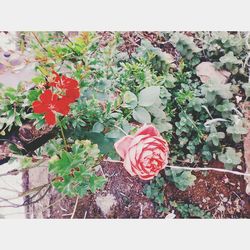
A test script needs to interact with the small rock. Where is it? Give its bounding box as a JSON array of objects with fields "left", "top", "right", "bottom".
[
  {"left": 217, "top": 205, "right": 226, "bottom": 212},
  {"left": 222, "top": 197, "right": 228, "bottom": 203},
  {"left": 96, "top": 193, "right": 117, "bottom": 216},
  {"left": 236, "top": 165, "right": 242, "bottom": 170}
]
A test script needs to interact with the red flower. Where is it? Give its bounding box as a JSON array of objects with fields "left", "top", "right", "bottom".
[
  {"left": 49, "top": 71, "right": 80, "bottom": 102},
  {"left": 32, "top": 90, "right": 70, "bottom": 125}
]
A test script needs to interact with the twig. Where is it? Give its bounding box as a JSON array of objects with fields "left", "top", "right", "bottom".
[
  {"left": 167, "top": 165, "right": 250, "bottom": 177},
  {"left": 103, "top": 160, "right": 250, "bottom": 177},
  {"left": 114, "top": 125, "right": 128, "bottom": 136},
  {"left": 0, "top": 158, "right": 47, "bottom": 178},
  {"left": 70, "top": 196, "right": 79, "bottom": 219},
  {"left": 1, "top": 195, "right": 66, "bottom": 217},
  {"left": 0, "top": 184, "right": 51, "bottom": 208},
  {"left": 31, "top": 32, "right": 48, "bottom": 52},
  {"left": 83, "top": 210, "right": 88, "bottom": 219},
  {"left": 139, "top": 203, "right": 144, "bottom": 219}
]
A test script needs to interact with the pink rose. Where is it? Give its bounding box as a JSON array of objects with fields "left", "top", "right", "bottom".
[{"left": 114, "top": 124, "right": 169, "bottom": 180}]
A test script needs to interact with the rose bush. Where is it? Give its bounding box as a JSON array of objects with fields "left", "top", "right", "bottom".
[{"left": 114, "top": 124, "right": 169, "bottom": 180}]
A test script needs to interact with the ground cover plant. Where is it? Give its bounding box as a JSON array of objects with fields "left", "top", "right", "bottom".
[{"left": 0, "top": 31, "right": 250, "bottom": 218}]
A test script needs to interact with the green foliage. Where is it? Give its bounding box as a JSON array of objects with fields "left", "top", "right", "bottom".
[
  {"left": 218, "top": 147, "right": 242, "bottom": 170},
  {"left": 144, "top": 176, "right": 168, "bottom": 213},
  {"left": 165, "top": 169, "right": 197, "bottom": 191},
  {"left": 226, "top": 118, "right": 248, "bottom": 143},
  {"left": 0, "top": 83, "right": 41, "bottom": 133},
  {"left": 170, "top": 201, "right": 212, "bottom": 218},
  {"left": 206, "top": 125, "right": 225, "bottom": 146},
  {"left": 1, "top": 31, "right": 248, "bottom": 202},
  {"left": 242, "top": 82, "right": 250, "bottom": 99},
  {"left": 217, "top": 52, "right": 242, "bottom": 74},
  {"left": 49, "top": 140, "right": 106, "bottom": 197},
  {"left": 203, "top": 32, "right": 244, "bottom": 58},
  {"left": 170, "top": 33, "right": 201, "bottom": 65}
]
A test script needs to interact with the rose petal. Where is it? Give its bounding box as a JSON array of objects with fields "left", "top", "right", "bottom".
[
  {"left": 123, "top": 154, "right": 136, "bottom": 176},
  {"left": 139, "top": 173, "right": 156, "bottom": 180},
  {"left": 114, "top": 135, "right": 134, "bottom": 159},
  {"left": 135, "top": 124, "right": 160, "bottom": 137}
]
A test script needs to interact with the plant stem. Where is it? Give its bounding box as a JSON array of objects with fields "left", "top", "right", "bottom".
[
  {"left": 58, "top": 121, "right": 68, "bottom": 149},
  {"left": 114, "top": 125, "right": 128, "bottom": 136}
]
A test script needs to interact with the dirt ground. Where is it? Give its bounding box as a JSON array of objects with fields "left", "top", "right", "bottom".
[
  {"left": 165, "top": 161, "right": 250, "bottom": 218},
  {"left": 24, "top": 160, "right": 249, "bottom": 219}
]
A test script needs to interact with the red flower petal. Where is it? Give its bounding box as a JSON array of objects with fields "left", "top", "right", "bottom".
[
  {"left": 32, "top": 100, "right": 48, "bottom": 114},
  {"left": 44, "top": 110, "right": 56, "bottom": 125},
  {"left": 55, "top": 96, "right": 71, "bottom": 115},
  {"left": 65, "top": 88, "right": 80, "bottom": 102},
  {"left": 40, "top": 89, "right": 53, "bottom": 104}
]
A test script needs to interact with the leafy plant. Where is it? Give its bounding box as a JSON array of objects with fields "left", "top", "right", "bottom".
[
  {"left": 144, "top": 176, "right": 168, "bottom": 213},
  {"left": 170, "top": 201, "right": 212, "bottom": 218},
  {"left": 49, "top": 140, "right": 106, "bottom": 197},
  {"left": 218, "top": 147, "right": 242, "bottom": 170},
  {"left": 226, "top": 117, "right": 248, "bottom": 143},
  {"left": 170, "top": 33, "right": 201, "bottom": 65},
  {"left": 165, "top": 169, "right": 197, "bottom": 191}
]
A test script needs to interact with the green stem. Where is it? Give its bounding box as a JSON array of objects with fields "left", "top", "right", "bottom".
[{"left": 59, "top": 121, "right": 68, "bottom": 149}]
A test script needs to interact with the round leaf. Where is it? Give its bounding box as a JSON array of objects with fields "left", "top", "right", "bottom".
[
  {"left": 132, "top": 107, "right": 151, "bottom": 124},
  {"left": 92, "top": 122, "right": 104, "bottom": 133},
  {"left": 138, "top": 86, "right": 160, "bottom": 107}
]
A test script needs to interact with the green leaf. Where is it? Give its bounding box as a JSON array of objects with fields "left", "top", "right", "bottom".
[
  {"left": 218, "top": 147, "right": 242, "bottom": 170},
  {"left": 153, "top": 118, "right": 172, "bottom": 133},
  {"left": 138, "top": 86, "right": 160, "bottom": 107},
  {"left": 132, "top": 107, "right": 151, "bottom": 124},
  {"left": 92, "top": 122, "right": 104, "bottom": 133},
  {"left": 242, "top": 83, "right": 250, "bottom": 99},
  {"left": 166, "top": 169, "right": 196, "bottom": 191},
  {"left": 123, "top": 91, "right": 138, "bottom": 109}
]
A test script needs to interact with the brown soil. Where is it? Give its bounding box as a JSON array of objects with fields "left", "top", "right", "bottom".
[
  {"left": 165, "top": 161, "right": 250, "bottom": 218},
  {"left": 40, "top": 161, "right": 249, "bottom": 219},
  {"left": 48, "top": 161, "right": 155, "bottom": 219}
]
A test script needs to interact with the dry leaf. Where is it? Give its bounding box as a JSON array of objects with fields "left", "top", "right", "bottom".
[{"left": 196, "top": 62, "right": 231, "bottom": 84}]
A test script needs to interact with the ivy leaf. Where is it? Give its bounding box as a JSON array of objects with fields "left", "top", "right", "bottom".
[
  {"left": 242, "top": 83, "right": 250, "bottom": 99},
  {"left": 165, "top": 169, "right": 196, "bottom": 191},
  {"left": 138, "top": 86, "right": 160, "bottom": 107},
  {"left": 226, "top": 119, "right": 248, "bottom": 143},
  {"left": 132, "top": 107, "right": 151, "bottom": 124},
  {"left": 153, "top": 118, "right": 172, "bottom": 133},
  {"left": 218, "top": 147, "right": 242, "bottom": 170}
]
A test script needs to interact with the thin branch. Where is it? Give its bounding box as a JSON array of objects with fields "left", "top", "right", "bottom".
[
  {"left": 114, "top": 125, "right": 128, "bottom": 136},
  {"left": 103, "top": 160, "right": 250, "bottom": 177},
  {"left": 0, "top": 158, "right": 47, "bottom": 178},
  {"left": 70, "top": 196, "right": 79, "bottom": 219},
  {"left": 31, "top": 32, "right": 48, "bottom": 52},
  {"left": 167, "top": 165, "right": 250, "bottom": 177},
  {"left": 0, "top": 184, "right": 51, "bottom": 208}
]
